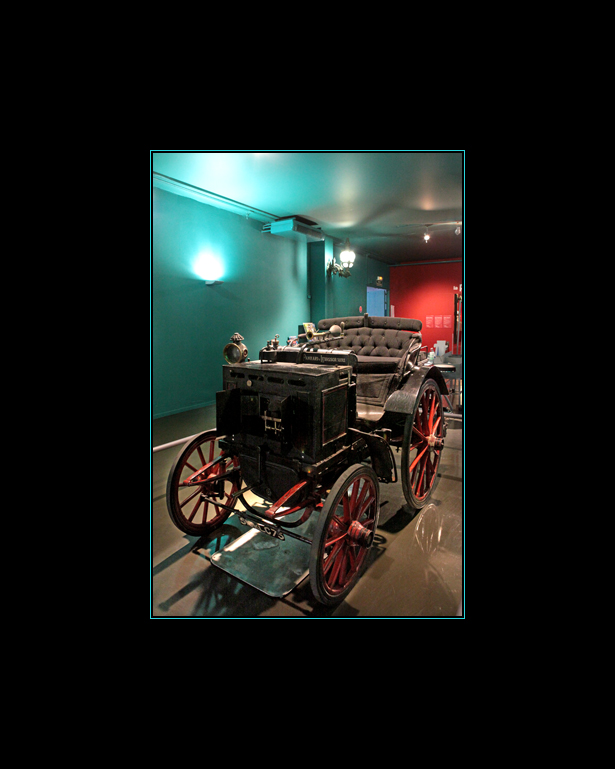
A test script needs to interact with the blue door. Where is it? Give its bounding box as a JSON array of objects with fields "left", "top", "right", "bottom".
[{"left": 366, "top": 287, "right": 386, "bottom": 316}]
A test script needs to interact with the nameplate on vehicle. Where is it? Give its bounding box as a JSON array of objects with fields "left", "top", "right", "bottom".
[
  {"left": 239, "top": 516, "right": 285, "bottom": 540},
  {"left": 302, "top": 352, "right": 353, "bottom": 365}
]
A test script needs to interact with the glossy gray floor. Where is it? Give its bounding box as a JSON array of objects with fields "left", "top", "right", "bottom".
[{"left": 151, "top": 405, "right": 463, "bottom": 617}]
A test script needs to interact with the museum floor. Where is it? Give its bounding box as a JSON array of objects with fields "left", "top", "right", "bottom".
[{"left": 151, "top": 404, "right": 463, "bottom": 618}]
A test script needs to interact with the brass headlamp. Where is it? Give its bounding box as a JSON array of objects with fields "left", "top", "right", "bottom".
[{"left": 223, "top": 332, "right": 248, "bottom": 365}]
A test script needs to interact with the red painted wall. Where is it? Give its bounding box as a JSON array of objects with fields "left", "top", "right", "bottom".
[{"left": 390, "top": 261, "right": 463, "bottom": 353}]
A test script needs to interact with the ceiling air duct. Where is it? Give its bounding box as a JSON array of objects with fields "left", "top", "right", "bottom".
[{"left": 262, "top": 215, "right": 324, "bottom": 242}]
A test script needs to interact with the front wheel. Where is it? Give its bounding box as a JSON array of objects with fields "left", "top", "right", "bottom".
[
  {"left": 309, "top": 464, "right": 380, "bottom": 606},
  {"left": 166, "top": 429, "right": 240, "bottom": 536},
  {"left": 401, "top": 379, "right": 444, "bottom": 509}
]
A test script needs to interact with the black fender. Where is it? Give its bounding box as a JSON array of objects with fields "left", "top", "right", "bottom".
[
  {"left": 384, "top": 365, "right": 448, "bottom": 416},
  {"left": 347, "top": 428, "right": 397, "bottom": 484}
]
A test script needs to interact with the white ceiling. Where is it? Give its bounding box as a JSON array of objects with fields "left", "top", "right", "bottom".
[{"left": 151, "top": 151, "right": 464, "bottom": 265}]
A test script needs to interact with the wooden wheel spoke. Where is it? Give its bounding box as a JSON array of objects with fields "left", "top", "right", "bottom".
[
  {"left": 187, "top": 495, "right": 204, "bottom": 523},
  {"left": 312, "top": 466, "right": 380, "bottom": 604},
  {"left": 409, "top": 444, "right": 429, "bottom": 473},
  {"left": 415, "top": 456, "right": 427, "bottom": 496},
  {"left": 197, "top": 445, "right": 206, "bottom": 467},
  {"left": 342, "top": 494, "right": 350, "bottom": 523},
  {"left": 332, "top": 546, "right": 348, "bottom": 587},
  {"left": 353, "top": 481, "right": 370, "bottom": 520},
  {"left": 356, "top": 489, "right": 375, "bottom": 520},
  {"left": 167, "top": 431, "right": 239, "bottom": 535},
  {"left": 179, "top": 486, "right": 201, "bottom": 508},
  {"left": 323, "top": 539, "right": 345, "bottom": 577},
  {"left": 325, "top": 531, "right": 348, "bottom": 548},
  {"left": 401, "top": 381, "right": 445, "bottom": 507}
]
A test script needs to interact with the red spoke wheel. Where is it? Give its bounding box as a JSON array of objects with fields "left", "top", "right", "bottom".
[
  {"left": 166, "top": 429, "right": 240, "bottom": 536},
  {"left": 310, "top": 464, "right": 380, "bottom": 606},
  {"left": 401, "top": 379, "right": 444, "bottom": 509}
]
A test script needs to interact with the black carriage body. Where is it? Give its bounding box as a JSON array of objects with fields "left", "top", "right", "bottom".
[
  {"left": 217, "top": 360, "right": 357, "bottom": 502},
  {"left": 166, "top": 316, "right": 451, "bottom": 605}
]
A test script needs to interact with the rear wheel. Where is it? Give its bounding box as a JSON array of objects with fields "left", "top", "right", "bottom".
[
  {"left": 310, "top": 464, "right": 380, "bottom": 605},
  {"left": 401, "top": 379, "right": 444, "bottom": 509},
  {"left": 166, "top": 429, "right": 240, "bottom": 536}
]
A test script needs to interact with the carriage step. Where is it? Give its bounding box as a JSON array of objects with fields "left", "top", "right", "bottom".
[{"left": 210, "top": 512, "right": 316, "bottom": 597}]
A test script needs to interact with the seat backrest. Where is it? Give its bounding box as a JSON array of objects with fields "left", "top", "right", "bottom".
[
  {"left": 366, "top": 316, "right": 422, "bottom": 333},
  {"left": 317, "top": 314, "right": 422, "bottom": 333},
  {"left": 316, "top": 314, "right": 422, "bottom": 359},
  {"left": 317, "top": 315, "right": 366, "bottom": 331}
]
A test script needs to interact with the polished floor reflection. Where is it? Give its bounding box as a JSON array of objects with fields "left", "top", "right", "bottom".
[{"left": 151, "top": 405, "right": 463, "bottom": 617}]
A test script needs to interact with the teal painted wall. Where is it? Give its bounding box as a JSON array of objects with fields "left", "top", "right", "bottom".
[
  {"left": 152, "top": 188, "right": 310, "bottom": 417},
  {"left": 308, "top": 241, "right": 390, "bottom": 321},
  {"left": 307, "top": 240, "right": 330, "bottom": 323},
  {"left": 152, "top": 187, "right": 390, "bottom": 418},
  {"left": 327, "top": 251, "right": 390, "bottom": 318}
]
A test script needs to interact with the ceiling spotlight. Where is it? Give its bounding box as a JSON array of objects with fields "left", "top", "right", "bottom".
[{"left": 424, "top": 228, "right": 431, "bottom": 243}]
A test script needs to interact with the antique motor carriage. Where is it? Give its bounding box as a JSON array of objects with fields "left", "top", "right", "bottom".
[{"left": 166, "top": 314, "right": 449, "bottom": 606}]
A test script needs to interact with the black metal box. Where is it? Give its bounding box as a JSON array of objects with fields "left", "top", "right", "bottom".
[{"left": 217, "top": 361, "right": 354, "bottom": 468}]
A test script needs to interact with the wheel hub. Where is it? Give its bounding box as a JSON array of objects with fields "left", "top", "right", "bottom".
[
  {"left": 427, "top": 434, "right": 444, "bottom": 449},
  {"left": 347, "top": 520, "right": 374, "bottom": 547}
]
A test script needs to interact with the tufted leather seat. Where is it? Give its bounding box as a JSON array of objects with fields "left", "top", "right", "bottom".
[
  {"left": 312, "top": 314, "right": 422, "bottom": 415},
  {"left": 316, "top": 315, "right": 422, "bottom": 374}
]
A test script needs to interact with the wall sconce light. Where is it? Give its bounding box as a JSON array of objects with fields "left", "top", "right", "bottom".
[
  {"left": 327, "top": 239, "right": 356, "bottom": 278},
  {"left": 194, "top": 252, "right": 224, "bottom": 284}
]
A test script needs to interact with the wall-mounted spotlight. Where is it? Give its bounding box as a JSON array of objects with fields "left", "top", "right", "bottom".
[
  {"left": 327, "top": 238, "right": 356, "bottom": 278},
  {"left": 194, "top": 252, "right": 224, "bottom": 284},
  {"left": 423, "top": 227, "right": 431, "bottom": 243}
]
